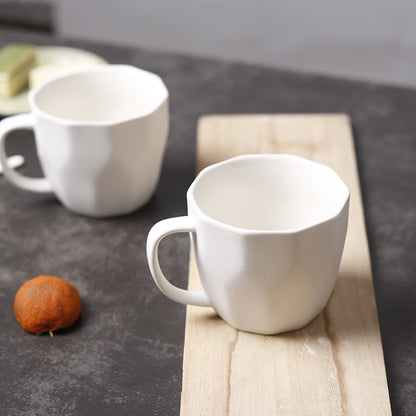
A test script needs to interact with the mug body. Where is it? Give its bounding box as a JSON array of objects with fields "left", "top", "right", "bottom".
[
  {"left": 29, "top": 65, "right": 169, "bottom": 217},
  {"left": 187, "top": 154, "right": 349, "bottom": 334}
]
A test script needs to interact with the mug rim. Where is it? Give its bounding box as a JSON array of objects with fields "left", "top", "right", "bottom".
[
  {"left": 28, "top": 64, "right": 169, "bottom": 126},
  {"left": 187, "top": 154, "right": 350, "bottom": 235}
]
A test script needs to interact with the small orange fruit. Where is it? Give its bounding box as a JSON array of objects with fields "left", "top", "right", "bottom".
[{"left": 14, "top": 275, "right": 82, "bottom": 336}]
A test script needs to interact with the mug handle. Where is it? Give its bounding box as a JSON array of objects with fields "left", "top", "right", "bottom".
[
  {"left": 147, "top": 216, "right": 212, "bottom": 307},
  {"left": 0, "top": 113, "right": 53, "bottom": 193}
]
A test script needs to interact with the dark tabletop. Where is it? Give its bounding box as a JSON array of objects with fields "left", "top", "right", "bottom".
[{"left": 0, "top": 27, "right": 414, "bottom": 416}]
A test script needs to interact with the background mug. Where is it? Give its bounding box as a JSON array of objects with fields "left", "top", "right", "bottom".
[
  {"left": 147, "top": 154, "right": 350, "bottom": 335},
  {"left": 0, "top": 64, "right": 169, "bottom": 217}
]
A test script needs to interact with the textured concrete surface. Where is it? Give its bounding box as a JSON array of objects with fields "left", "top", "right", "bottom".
[
  {"left": 0, "top": 2, "right": 52, "bottom": 32},
  {"left": 0, "top": 27, "right": 414, "bottom": 415}
]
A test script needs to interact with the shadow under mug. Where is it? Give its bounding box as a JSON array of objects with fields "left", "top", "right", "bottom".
[
  {"left": 147, "top": 154, "right": 350, "bottom": 335},
  {"left": 0, "top": 64, "right": 169, "bottom": 217}
]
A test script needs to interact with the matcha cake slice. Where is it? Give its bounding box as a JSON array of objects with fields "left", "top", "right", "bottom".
[{"left": 0, "top": 44, "right": 35, "bottom": 97}]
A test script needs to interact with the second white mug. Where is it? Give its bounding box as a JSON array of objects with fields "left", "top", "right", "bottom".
[{"left": 0, "top": 64, "right": 169, "bottom": 217}]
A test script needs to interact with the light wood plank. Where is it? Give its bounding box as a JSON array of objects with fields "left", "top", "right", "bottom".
[{"left": 181, "top": 114, "right": 391, "bottom": 415}]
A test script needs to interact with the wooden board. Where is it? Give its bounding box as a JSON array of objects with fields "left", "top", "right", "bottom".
[{"left": 180, "top": 114, "right": 391, "bottom": 415}]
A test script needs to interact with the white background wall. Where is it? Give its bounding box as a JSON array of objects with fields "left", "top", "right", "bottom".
[{"left": 56, "top": 0, "right": 416, "bottom": 87}]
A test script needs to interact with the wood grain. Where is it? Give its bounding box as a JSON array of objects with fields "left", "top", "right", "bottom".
[{"left": 180, "top": 114, "right": 391, "bottom": 415}]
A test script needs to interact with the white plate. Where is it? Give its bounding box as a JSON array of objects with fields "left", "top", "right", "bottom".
[{"left": 0, "top": 46, "right": 107, "bottom": 115}]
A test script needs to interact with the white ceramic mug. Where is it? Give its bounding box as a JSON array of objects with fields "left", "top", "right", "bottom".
[
  {"left": 0, "top": 65, "right": 169, "bottom": 217},
  {"left": 147, "top": 154, "right": 350, "bottom": 334}
]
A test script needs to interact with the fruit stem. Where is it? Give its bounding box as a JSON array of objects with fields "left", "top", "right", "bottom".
[{"left": 49, "top": 331, "right": 54, "bottom": 338}]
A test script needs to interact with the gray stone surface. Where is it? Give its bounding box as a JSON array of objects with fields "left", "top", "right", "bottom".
[
  {"left": 0, "top": 2, "right": 52, "bottom": 32},
  {"left": 0, "top": 27, "right": 414, "bottom": 415}
]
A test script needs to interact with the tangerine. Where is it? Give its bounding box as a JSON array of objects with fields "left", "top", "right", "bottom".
[{"left": 14, "top": 275, "right": 82, "bottom": 336}]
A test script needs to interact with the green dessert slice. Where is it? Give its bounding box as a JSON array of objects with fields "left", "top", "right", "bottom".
[{"left": 0, "top": 44, "right": 35, "bottom": 96}]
